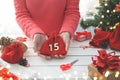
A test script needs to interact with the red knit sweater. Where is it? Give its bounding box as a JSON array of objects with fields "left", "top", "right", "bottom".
[{"left": 14, "top": 0, "right": 80, "bottom": 39}]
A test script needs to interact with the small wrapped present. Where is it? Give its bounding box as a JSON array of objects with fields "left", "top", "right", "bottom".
[
  {"left": 88, "top": 50, "right": 120, "bottom": 80},
  {"left": 74, "top": 30, "right": 92, "bottom": 42},
  {"left": 0, "top": 64, "right": 20, "bottom": 80}
]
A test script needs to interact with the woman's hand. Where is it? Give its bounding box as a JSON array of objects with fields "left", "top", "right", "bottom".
[
  {"left": 53, "top": 32, "right": 70, "bottom": 58},
  {"left": 33, "top": 33, "right": 52, "bottom": 59},
  {"left": 60, "top": 32, "right": 70, "bottom": 51}
]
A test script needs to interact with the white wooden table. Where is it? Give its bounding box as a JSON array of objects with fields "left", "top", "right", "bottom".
[{"left": 1, "top": 36, "right": 119, "bottom": 80}]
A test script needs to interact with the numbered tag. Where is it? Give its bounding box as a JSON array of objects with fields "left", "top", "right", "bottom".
[{"left": 49, "top": 43, "right": 59, "bottom": 51}]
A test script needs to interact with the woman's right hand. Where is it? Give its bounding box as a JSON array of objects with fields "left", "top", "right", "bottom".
[{"left": 33, "top": 33, "right": 52, "bottom": 59}]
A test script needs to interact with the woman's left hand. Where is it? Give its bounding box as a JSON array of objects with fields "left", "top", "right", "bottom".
[{"left": 53, "top": 32, "right": 70, "bottom": 58}]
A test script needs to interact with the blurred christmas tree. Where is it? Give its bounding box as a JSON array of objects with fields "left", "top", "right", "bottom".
[{"left": 80, "top": 0, "right": 120, "bottom": 31}]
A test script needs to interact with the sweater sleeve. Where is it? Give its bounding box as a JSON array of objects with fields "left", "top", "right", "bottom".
[
  {"left": 60, "top": 0, "right": 80, "bottom": 37},
  {"left": 14, "top": 0, "right": 44, "bottom": 39}
]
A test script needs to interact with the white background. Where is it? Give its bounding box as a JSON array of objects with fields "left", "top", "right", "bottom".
[{"left": 0, "top": 0, "right": 99, "bottom": 36}]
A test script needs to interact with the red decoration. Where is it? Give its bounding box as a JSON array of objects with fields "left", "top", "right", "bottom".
[
  {"left": 1, "top": 42, "right": 23, "bottom": 64},
  {"left": 89, "top": 30, "right": 111, "bottom": 48},
  {"left": 74, "top": 30, "right": 92, "bottom": 42},
  {"left": 92, "top": 49, "right": 120, "bottom": 74},
  {"left": 80, "top": 45, "right": 93, "bottom": 50},
  {"left": 109, "top": 23, "right": 120, "bottom": 51},
  {"left": 0, "top": 65, "right": 20, "bottom": 80},
  {"left": 115, "top": 3, "right": 120, "bottom": 12},
  {"left": 60, "top": 64, "right": 71, "bottom": 71},
  {"left": 60, "top": 59, "right": 79, "bottom": 71},
  {"left": 94, "top": 26, "right": 102, "bottom": 33},
  {"left": 40, "top": 34, "right": 67, "bottom": 56},
  {"left": 16, "top": 37, "right": 27, "bottom": 42}
]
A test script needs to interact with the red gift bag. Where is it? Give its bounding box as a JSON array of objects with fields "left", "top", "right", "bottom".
[
  {"left": 109, "top": 24, "right": 120, "bottom": 51},
  {"left": 89, "top": 30, "right": 111, "bottom": 48},
  {"left": 1, "top": 42, "right": 23, "bottom": 64},
  {"left": 40, "top": 34, "right": 67, "bottom": 56}
]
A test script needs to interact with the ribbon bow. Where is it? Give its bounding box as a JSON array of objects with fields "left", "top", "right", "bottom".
[
  {"left": 92, "top": 49, "right": 120, "bottom": 74},
  {"left": 76, "top": 31, "right": 91, "bottom": 39},
  {"left": 74, "top": 30, "right": 91, "bottom": 42}
]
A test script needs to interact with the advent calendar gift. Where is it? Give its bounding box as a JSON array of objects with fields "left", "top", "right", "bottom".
[
  {"left": 40, "top": 33, "right": 67, "bottom": 56},
  {"left": 88, "top": 50, "right": 120, "bottom": 80},
  {"left": 0, "top": 37, "right": 29, "bottom": 66}
]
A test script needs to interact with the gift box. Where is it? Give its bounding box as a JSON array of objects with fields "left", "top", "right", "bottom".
[
  {"left": 74, "top": 30, "right": 92, "bottom": 42},
  {"left": 88, "top": 64, "right": 120, "bottom": 80},
  {"left": 88, "top": 50, "right": 120, "bottom": 80}
]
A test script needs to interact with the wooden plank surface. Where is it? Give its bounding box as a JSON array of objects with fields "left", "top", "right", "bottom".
[{"left": 0, "top": 37, "right": 120, "bottom": 80}]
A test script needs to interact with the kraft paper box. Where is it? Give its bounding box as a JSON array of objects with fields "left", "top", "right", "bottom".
[{"left": 88, "top": 64, "right": 120, "bottom": 80}]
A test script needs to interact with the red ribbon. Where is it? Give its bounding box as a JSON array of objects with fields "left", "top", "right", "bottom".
[
  {"left": 16, "top": 37, "right": 27, "bottom": 42},
  {"left": 92, "top": 49, "right": 120, "bottom": 74}
]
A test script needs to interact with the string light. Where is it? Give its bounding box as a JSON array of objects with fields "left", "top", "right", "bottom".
[
  {"left": 113, "top": 26, "right": 116, "bottom": 29},
  {"left": 73, "top": 70, "right": 78, "bottom": 75},
  {"left": 104, "top": 71, "right": 110, "bottom": 77},
  {"left": 105, "top": 3, "right": 108, "bottom": 6},
  {"left": 7, "top": 71, "right": 10, "bottom": 75},
  {"left": 113, "top": 9, "right": 116, "bottom": 13},
  {"left": 110, "top": 27, "right": 113, "bottom": 30},
  {"left": 99, "top": 21, "right": 103, "bottom": 24},
  {"left": 101, "top": 15, "right": 104, "bottom": 18},
  {"left": 115, "top": 71, "right": 120, "bottom": 78},
  {"left": 9, "top": 77, "right": 13, "bottom": 80},
  {"left": 17, "top": 72, "right": 21, "bottom": 76},
  {"left": 106, "top": 22, "right": 110, "bottom": 25},
  {"left": 33, "top": 77, "right": 37, "bottom": 80},
  {"left": 93, "top": 13, "right": 96, "bottom": 16},
  {"left": 65, "top": 76, "right": 70, "bottom": 80},
  {"left": 106, "top": 10, "right": 110, "bottom": 13},
  {"left": 93, "top": 77, "right": 97, "bottom": 80}
]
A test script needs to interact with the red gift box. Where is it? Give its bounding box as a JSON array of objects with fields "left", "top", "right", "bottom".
[
  {"left": 74, "top": 30, "right": 92, "bottom": 42},
  {"left": 88, "top": 50, "right": 120, "bottom": 80},
  {"left": 40, "top": 35, "right": 67, "bottom": 56}
]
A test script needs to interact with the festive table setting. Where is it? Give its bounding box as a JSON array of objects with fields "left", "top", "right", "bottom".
[{"left": 0, "top": 26, "right": 120, "bottom": 80}]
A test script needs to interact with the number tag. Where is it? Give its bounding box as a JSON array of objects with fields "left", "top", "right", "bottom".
[{"left": 49, "top": 43, "right": 59, "bottom": 51}]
